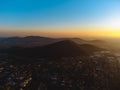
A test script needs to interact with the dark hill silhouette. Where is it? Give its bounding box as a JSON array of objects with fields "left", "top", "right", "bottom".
[
  {"left": 8, "top": 40, "right": 102, "bottom": 58},
  {"left": 0, "top": 36, "right": 89, "bottom": 48},
  {"left": 79, "top": 44, "right": 103, "bottom": 53},
  {"left": 0, "top": 36, "right": 60, "bottom": 47},
  {"left": 60, "top": 38, "right": 87, "bottom": 44}
]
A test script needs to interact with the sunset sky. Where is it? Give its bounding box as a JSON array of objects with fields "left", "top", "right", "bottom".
[{"left": 0, "top": 0, "right": 120, "bottom": 38}]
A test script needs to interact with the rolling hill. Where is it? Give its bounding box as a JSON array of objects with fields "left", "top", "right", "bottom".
[
  {"left": 7, "top": 40, "right": 102, "bottom": 58},
  {"left": 0, "top": 36, "right": 60, "bottom": 47}
]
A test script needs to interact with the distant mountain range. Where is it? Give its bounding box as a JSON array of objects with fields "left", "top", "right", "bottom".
[
  {"left": 0, "top": 36, "right": 106, "bottom": 58},
  {"left": 0, "top": 36, "right": 106, "bottom": 48},
  {"left": 5, "top": 39, "right": 103, "bottom": 58},
  {"left": 0, "top": 36, "right": 60, "bottom": 47}
]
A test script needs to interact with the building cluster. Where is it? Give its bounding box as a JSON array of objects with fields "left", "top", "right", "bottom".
[
  {"left": 0, "top": 62, "right": 32, "bottom": 90},
  {"left": 0, "top": 50, "right": 120, "bottom": 90}
]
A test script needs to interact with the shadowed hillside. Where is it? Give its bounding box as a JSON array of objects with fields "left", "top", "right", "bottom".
[
  {"left": 0, "top": 36, "right": 60, "bottom": 47},
  {"left": 6, "top": 40, "right": 103, "bottom": 58}
]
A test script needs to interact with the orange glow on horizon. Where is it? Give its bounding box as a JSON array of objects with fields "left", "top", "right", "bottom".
[{"left": 0, "top": 28, "right": 120, "bottom": 38}]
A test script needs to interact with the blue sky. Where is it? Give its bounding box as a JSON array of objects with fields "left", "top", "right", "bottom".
[{"left": 0, "top": 0, "right": 120, "bottom": 31}]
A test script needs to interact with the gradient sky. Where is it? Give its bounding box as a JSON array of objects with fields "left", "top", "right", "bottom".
[{"left": 0, "top": 0, "right": 120, "bottom": 38}]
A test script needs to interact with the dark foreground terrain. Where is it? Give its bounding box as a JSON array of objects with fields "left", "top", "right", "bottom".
[{"left": 0, "top": 37, "right": 120, "bottom": 90}]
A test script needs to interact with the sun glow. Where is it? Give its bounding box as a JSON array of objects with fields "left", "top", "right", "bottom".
[
  {"left": 99, "top": 10, "right": 120, "bottom": 30},
  {"left": 104, "top": 16, "right": 120, "bottom": 29}
]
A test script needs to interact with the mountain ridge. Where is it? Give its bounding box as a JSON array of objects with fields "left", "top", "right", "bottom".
[{"left": 6, "top": 40, "right": 103, "bottom": 58}]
